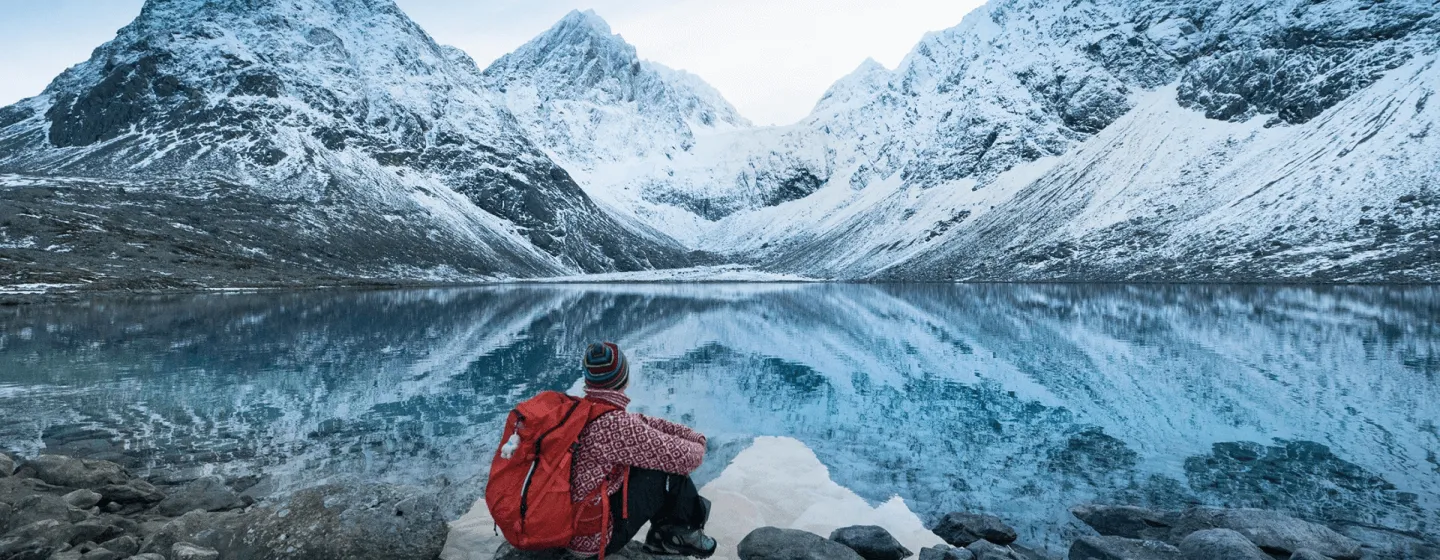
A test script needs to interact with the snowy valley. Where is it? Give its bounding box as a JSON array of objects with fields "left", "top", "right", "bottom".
[{"left": 1, "top": 0, "right": 1438, "bottom": 288}]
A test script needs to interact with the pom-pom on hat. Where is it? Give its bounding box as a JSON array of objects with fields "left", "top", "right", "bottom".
[{"left": 583, "top": 342, "right": 629, "bottom": 390}]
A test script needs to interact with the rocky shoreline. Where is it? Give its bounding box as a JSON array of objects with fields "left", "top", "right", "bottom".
[{"left": 2, "top": 449, "right": 1436, "bottom": 560}]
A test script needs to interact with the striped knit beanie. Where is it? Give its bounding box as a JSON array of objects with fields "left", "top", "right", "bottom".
[{"left": 583, "top": 342, "right": 629, "bottom": 390}]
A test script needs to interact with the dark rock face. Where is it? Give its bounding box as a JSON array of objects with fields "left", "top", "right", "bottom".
[
  {"left": 828, "top": 525, "right": 913, "bottom": 560},
  {"left": 737, "top": 527, "right": 865, "bottom": 560},
  {"left": 931, "top": 513, "right": 1018, "bottom": 547},
  {"left": 1177, "top": 528, "right": 1270, "bottom": 560},
  {"left": 154, "top": 476, "right": 246, "bottom": 516},
  {"left": 1068, "top": 536, "right": 1181, "bottom": 560},
  {"left": 97, "top": 480, "right": 165, "bottom": 505},
  {"left": 1071, "top": 504, "right": 1175, "bottom": 541},
  {"left": 141, "top": 483, "right": 447, "bottom": 560},
  {"left": 19, "top": 455, "right": 128, "bottom": 489}
]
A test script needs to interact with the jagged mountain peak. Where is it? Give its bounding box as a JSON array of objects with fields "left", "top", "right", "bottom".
[
  {"left": 811, "top": 57, "right": 893, "bottom": 118},
  {"left": 481, "top": 9, "right": 749, "bottom": 168}
]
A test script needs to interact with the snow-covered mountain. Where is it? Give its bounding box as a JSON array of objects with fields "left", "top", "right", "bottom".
[
  {"left": 1, "top": 0, "right": 1435, "bottom": 286},
  {"left": 0, "top": 0, "right": 695, "bottom": 289},
  {"left": 494, "top": 1, "right": 1438, "bottom": 281}
]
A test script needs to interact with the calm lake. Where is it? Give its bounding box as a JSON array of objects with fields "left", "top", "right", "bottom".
[{"left": 1, "top": 284, "right": 1437, "bottom": 551}]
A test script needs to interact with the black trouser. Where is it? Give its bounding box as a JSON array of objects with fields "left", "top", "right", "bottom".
[{"left": 604, "top": 468, "right": 711, "bottom": 555}]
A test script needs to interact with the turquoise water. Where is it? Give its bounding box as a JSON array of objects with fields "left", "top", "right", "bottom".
[{"left": 1, "top": 284, "right": 1437, "bottom": 549}]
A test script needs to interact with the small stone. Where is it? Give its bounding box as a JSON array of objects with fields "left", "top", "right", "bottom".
[
  {"left": 102, "top": 502, "right": 122, "bottom": 513},
  {"left": 738, "top": 527, "right": 865, "bottom": 560},
  {"left": 64, "top": 489, "right": 103, "bottom": 509},
  {"left": 919, "top": 545, "right": 975, "bottom": 560},
  {"left": 0, "top": 452, "right": 15, "bottom": 477},
  {"left": 830, "top": 525, "right": 913, "bottom": 560},
  {"left": 172, "top": 542, "right": 221, "bottom": 560},
  {"left": 1179, "top": 529, "right": 1270, "bottom": 560},
  {"left": 1069, "top": 536, "right": 1181, "bottom": 560},
  {"left": 1290, "top": 550, "right": 1331, "bottom": 560},
  {"left": 20, "top": 455, "right": 128, "bottom": 488},
  {"left": 933, "top": 513, "right": 1018, "bottom": 546}
]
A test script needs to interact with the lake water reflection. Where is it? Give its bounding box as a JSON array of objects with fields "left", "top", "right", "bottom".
[{"left": 1, "top": 284, "right": 1437, "bottom": 552}]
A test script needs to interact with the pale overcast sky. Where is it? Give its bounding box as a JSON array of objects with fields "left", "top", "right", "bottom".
[{"left": 0, "top": 0, "right": 984, "bottom": 126}]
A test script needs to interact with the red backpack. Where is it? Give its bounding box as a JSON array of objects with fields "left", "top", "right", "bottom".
[{"left": 486, "top": 391, "right": 618, "bottom": 550}]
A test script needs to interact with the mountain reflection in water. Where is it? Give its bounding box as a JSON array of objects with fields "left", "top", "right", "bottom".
[{"left": 1, "top": 284, "right": 1436, "bottom": 551}]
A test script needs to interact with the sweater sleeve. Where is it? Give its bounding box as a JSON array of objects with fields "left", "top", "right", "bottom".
[
  {"left": 639, "top": 415, "right": 707, "bottom": 445},
  {"left": 593, "top": 413, "right": 706, "bottom": 475}
]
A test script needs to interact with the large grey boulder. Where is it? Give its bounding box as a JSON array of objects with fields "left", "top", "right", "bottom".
[
  {"left": 1172, "top": 509, "right": 1362, "bottom": 559},
  {"left": 63, "top": 488, "right": 103, "bottom": 509},
  {"left": 963, "top": 540, "right": 1036, "bottom": 560},
  {"left": 18, "top": 455, "right": 128, "bottom": 488},
  {"left": 932, "top": 513, "right": 1018, "bottom": 547},
  {"left": 1178, "top": 529, "right": 1270, "bottom": 560},
  {"left": 918, "top": 546, "right": 974, "bottom": 560},
  {"left": 143, "top": 483, "right": 447, "bottom": 560},
  {"left": 1289, "top": 550, "right": 1331, "bottom": 560},
  {"left": 100, "top": 534, "right": 140, "bottom": 556},
  {"left": 0, "top": 519, "right": 78, "bottom": 560},
  {"left": 1, "top": 491, "right": 87, "bottom": 533},
  {"left": 738, "top": 527, "right": 865, "bottom": 560},
  {"left": 155, "top": 476, "right": 247, "bottom": 516},
  {"left": 829, "top": 525, "right": 913, "bottom": 560},
  {"left": 1069, "top": 536, "right": 1181, "bottom": 560},
  {"left": 1071, "top": 504, "right": 1175, "bottom": 541},
  {"left": 97, "top": 479, "right": 165, "bottom": 504},
  {"left": 0, "top": 453, "right": 14, "bottom": 477}
]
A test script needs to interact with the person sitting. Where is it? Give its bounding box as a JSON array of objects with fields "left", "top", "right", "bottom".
[{"left": 568, "top": 342, "right": 718, "bottom": 558}]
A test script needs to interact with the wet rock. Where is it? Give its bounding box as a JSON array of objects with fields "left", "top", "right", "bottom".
[
  {"left": 1071, "top": 504, "right": 1174, "bottom": 541},
  {"left": 1332, "top": 523, "right": 1440, "bottom": 560},
  {"left": 918, "top": 545, "right": 974, "bottom": 560},
  {"left": 2, "top": 491, "right": 86, "bottom": 532},
  {"left": 143, "top": 483, "right": 446, "bottom": 560},
  {"left": 1179, "top": 529, "right": 1269, "bottom": 560},
  {"left": 69, "top": 519, "right": 124, "bottom": 546},
  {"left": 64, "top": 489, "right": 103, "bottom": 509},
  {"left": 1172, "top": 509, "right": 1362, "bottom": 559},
  {"left": 1289, "top": 549, "right": 1330, "bottom": 560},
  {"left": 97, "top": 480, "right": 165, "bottom": 504},
  {"left": 932, "top": 513, "right": 1017, "bottom": 547},
  {"left": 19, "top": 455, "right": 128, "bottom": 488},
  {"left": 100, "top": 534, "right": 140, "bottom": 556},
  {"left": 0, "top": 519, "right": 78, "bottom": 560},
  {"left": 79, "top": 548, "right": 126, "bottom": 560},
  {"left": 1069, "top": 536, "right": 1180, "bottom": 560},
  {"left": 155, "top": 476, "right": 246, "bottom": 516},
  {"left": 174, "top": 542, "right": 222, "bottom": 560},
  {"left": 737, "top": 527, "right": 865, "bottom": 560},
  {"left": 963, "top": 540, "right": 1030, "bottom": 560},
  {"left": 829, "top": 525, "right": 913, "bottom": 560},
  {"left": 0, "top": 453, "right": 14, "bottom": 477}
]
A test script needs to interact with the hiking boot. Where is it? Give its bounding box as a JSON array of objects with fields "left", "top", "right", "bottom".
[{"left": 643, "top": 525, "right": 717, "bottom": 558}]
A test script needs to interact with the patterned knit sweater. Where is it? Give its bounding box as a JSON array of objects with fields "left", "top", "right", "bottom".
[{"left": 568, "top": 389, "right": 707, "bottom": 556}]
